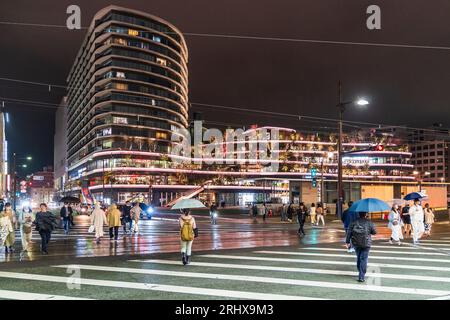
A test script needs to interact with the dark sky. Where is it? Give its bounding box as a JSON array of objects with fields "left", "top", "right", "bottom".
[{"left": 1, "top": 0, "right": 450, "bottom": 175}]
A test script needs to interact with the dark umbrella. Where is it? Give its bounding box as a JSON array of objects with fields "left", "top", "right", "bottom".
[
  {"left": 59, "top": 196, "right": 81, "bottom": 203},
  {"left": 404, "top": 192, "right": 428, "bottom": 201}
]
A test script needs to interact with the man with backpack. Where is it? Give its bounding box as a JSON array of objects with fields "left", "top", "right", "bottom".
[
  {"left": 34, "top": 203, "right": 58, "bottom": 255},
  {"left": 342, "top": 201, "right": 356, "bottom": 253},
  {"left": 345, "top": 212, "right": 377, "bottom": 282}
]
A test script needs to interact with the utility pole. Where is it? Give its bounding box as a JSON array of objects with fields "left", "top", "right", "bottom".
[
  {"left": 337, "top": 81, "right": 345, "bottom": 220},
  {"left": 12, "top": 152, "right": 16, "bottom": 211}
]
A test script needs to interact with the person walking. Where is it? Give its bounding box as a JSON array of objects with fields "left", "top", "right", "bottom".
[
  {"left": 0, "top": 208, "right": 14, "bottom": 254},
  {"left": 297, "top": 202, "right": 308, "bottom": 236},
  {"left": 130, "top": 202, "right": 142, "bottom": 234},
  {"left": 68, "top": 204, "right": 75, "bottom": 227},
  {"left": 59, "top": 202, "right": 72, "bottom": 234},
  {"left": 90, "top": 203, "right": 107, "bottom": 243},
  {"left": 309, "top": 203, "right": 316, "bottom": 225},
  {"left": 409, "top": 199, "right": 425, "bottom": 244},
  {"left": 388, "top": 205, "right": 403, "bottom": 245},
  {"left": 18, "top": 206, "right": 35, "bottom": 252},
  {"left": 424, "top": 203, "right": 435, "bottom": 237},
  {"left": 401, "top": 203, "right": 412, "bottom": 237},
  {"left": 280, "top": 203, "right": 287, "bottom": 222},
  {"left": 34, "top": 203, "right": 58, "bottom": 255},
  {"left": 108, "top": 204, "right": 122, "bottom": 241},
  {"left": 346, "top": 212, "right": 377, "bottom": 282},
  {"left": 262, "top": 203, "right": 268, "bottom": 222},
  {"left": 287, "top": 203, "right": 294, "bottom": 222},
  {"left": 1, "top": 203, "right": 16, "bottom": 253},
  {"left": 252, "top": 203, "right": 258, "bottom": 222},
  {"left": 316, "top": 203, "right": 325, "bottom": 226},
  {"left": 121, "top": 201, "right": 132, "bottom": 234},
  {"left": 342, "top": 201, "right": 356, "bottom": 253},
  {"left": 179, "top": 209, "right": 197, "bottom": 265}
]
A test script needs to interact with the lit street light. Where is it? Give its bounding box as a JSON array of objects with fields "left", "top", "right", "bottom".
[{"left": 336, "top": 82, "right": 370, "bottom": 219}]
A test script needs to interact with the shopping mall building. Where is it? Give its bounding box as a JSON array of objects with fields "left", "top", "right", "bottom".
[{"left": 63, "top": 6, "right": 448, "bottom": 209}]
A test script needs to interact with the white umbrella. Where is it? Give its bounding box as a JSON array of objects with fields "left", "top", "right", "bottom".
[{"left": 171, "top": 198, "right": 206, "bottom": 210}]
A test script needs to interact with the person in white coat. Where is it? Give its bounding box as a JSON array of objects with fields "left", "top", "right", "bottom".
[
  {"left": 90, "top": 203, "right": 108, "bottom": 243},
  {"left": 130, "top": 203, "right": 142, "bottom": 234},
  {"left": 409, "top": 199, "right": 425, "bottom": 244},
  {"left": 0, "top": 211, "right": 14, "bottom": 254},
  {"left": 388, "top": 205, "right": 403, "bottom": 245},
  {"left": 18, "top": 207, "right": 35, "bottom": 252}
]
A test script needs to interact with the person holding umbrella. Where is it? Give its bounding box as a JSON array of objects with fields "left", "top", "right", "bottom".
[{"left": 172, "top": 199, "right": 202, "bottom": 265}]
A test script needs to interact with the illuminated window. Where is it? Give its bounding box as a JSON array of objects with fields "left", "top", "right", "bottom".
[
  {"left": 102, "top": 128, "right": 112, "bottom": 136},
  {"left": 115, "top": 38, "right": 127, "bottom": 46},
  {"left": 116, "top": 72, "right": 126, "bottom": 78},
  {"left": 113, "top": 117, "right": 128, "bottom": 124},
  {"left": 152, "top": 35, "right": 161, "bottom": 42},
  {"left": 128, "top": 29, "right": 139, "bottom": 36},
  {"left": 156, "top": 57, "right": 167, "bottom": 66},
  {"left": 115, "top": 83, "right": 128, "bottom": 90},
  {"left": 103, "top": 140, "right": 113, "bottom": 148},
  {"left": 156, "top": 132, "right": 168, "bottom": 139}
]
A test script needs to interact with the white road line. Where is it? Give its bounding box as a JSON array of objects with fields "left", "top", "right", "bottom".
[
  {"left": 130, "top": 259, "right": 450, "bottom": 283},
  {"left": 0, "top": 289, "right": 92, "bottom": 300},
  {"left": 0, "top": 271, "right": 319, "bottom": 300},
  {"left": 53, "top": 264, "right": 449, "bottom": 297},
  {"left": 428, "top": 295, "right": 450, "bottom": 300},
  {"left": 255, "top": 251, "right": 450, "bottom": 264},
  {"left": 304, "top": 247, "right": 446, "bottom": 256},
  {"left": 200, "top": 254, "right": 450, "bottom": 272},
  {"left": 371, "top": 245, "right": 419, "bottom": 250},
  {"left": 420, "top": 240, "right": 450, "bottom": 243},
  {"left": 410, "top": 243, "right": 450, "bottom": 248}
]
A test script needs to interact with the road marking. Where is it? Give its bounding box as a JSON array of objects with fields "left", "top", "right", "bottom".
[
  {"left": 130, "top": 259, "right": 450, "bottom": 283},
  {"left": 254, "top": 250, "right": 450, "bottom": 263},
  {"left": 370, "top": 245, "right": 419, "bottom": 250},
  {"left": 255, "top": 251, "right": 450, "bottom": 263},
  {"left": 420, "top": 240, "right": 450, "bottom": 243},
  {"left": 428, "top": 295, "right": 450, "bottom": 300},
  {"left": 53, "top": 264, "right": 449, "bottom": 297},
  {"left": 201, "top": 254, "right": 450, "bottom": 272},
  {"left": 0, "top": 289, "right": 92, "bottom": 300},
  {"left": 0, "top": 271, "right": 319, "bottom": 300},
  {"left": 304, "top": 247, "right": 446, "bottom": 256}
]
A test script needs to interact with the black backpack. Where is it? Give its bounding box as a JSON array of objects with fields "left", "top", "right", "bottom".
[{"left": 351, "top": 221, "right": 370, "bottom": 248}]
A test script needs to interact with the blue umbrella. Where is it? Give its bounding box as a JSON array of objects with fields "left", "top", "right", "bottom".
[
  {"left": 404, "top": 192, "right": 428, "bottom": 201},
  {"left": 348, "top": 198, "right": 390, "bottom": 213}
]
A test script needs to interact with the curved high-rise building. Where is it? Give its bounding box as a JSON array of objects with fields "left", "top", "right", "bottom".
[{"left": 66, "top": 6, "right": 188, "bottom": 204}]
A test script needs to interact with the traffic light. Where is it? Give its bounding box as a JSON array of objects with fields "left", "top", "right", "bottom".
[
  {"left": 312, "top": 178, "right": 317, "bottom": 188},
  {"left": 311, "top": 168, "right": 317, "bottom": 178},
  {"left": 371, "top": 144, "right": 384, "bottom": 151}
]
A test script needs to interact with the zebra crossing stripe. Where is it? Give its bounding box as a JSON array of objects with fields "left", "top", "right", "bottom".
[
  {"left": 0, "top": 271, "right": 320, "bottom": 300},
  {"left": 130, "top": 259, "right": 450, "bottom": 283},
  {"left": 53, "top": 264, "right": 450, "bottom": 297},
  {"left": 255, "top": 251, "right": 450, "bottom": 263},
  {"left": 0, "top": 289, "right": 92, "bottom": 300},
  {"left": 304, "top": 247, "right": 447, "bottom": 256},
  {"left": 370, "top": 245, "right": 419, "bottom": 250},
  {"left": 201, "top": 254, "right": 450, "bottom": 272},
  {"left": 420, "top": 240, "right": 450, "bottom": 243}
]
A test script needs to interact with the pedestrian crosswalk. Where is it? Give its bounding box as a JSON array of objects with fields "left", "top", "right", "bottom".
[{"left": 1, "top": 238, "right": 450, "bottom": 300}]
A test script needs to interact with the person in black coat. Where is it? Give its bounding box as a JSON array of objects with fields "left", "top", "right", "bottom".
[
  {"left": 35, "top": 203, "right": 58, "bottom": 255},
  {"left": 297, "top": 202, "right": 308, "bottom": 236},
  {"left": 346, "top": 212, "right": 377, "bottom": 282},
  {"left": 59, "top": 203, "right": 73, "bottom": 234}
]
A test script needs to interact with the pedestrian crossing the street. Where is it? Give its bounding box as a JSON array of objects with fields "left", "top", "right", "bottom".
[{"left": 1, "top": 238, "right": 450, "bottom": 300}]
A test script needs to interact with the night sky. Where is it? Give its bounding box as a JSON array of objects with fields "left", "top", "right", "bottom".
[{"left": 1, "top": 0, "right": 450, "bottom": 176}]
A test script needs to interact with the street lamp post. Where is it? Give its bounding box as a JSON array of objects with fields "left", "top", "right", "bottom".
[{"left": 336, "top": 81, "right": 369, "bottom": 219}]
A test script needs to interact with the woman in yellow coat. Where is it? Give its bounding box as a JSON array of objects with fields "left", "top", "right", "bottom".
[
  {"left": 1, "top": 203, "right": 16, "bottom": 252},
  {"left": 108, "top": 204, "right": 122, "bottom": 241}
]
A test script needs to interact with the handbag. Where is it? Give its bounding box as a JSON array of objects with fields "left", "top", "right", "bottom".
[
  {"left": 193, "top": 228, "right": 199, "bottom": 238},
  {"left": 88, "top": 225, "right": 95, "bottom": 233},
  {"left": 23, "top": 225, "right": 32, "bottom": 234}
]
